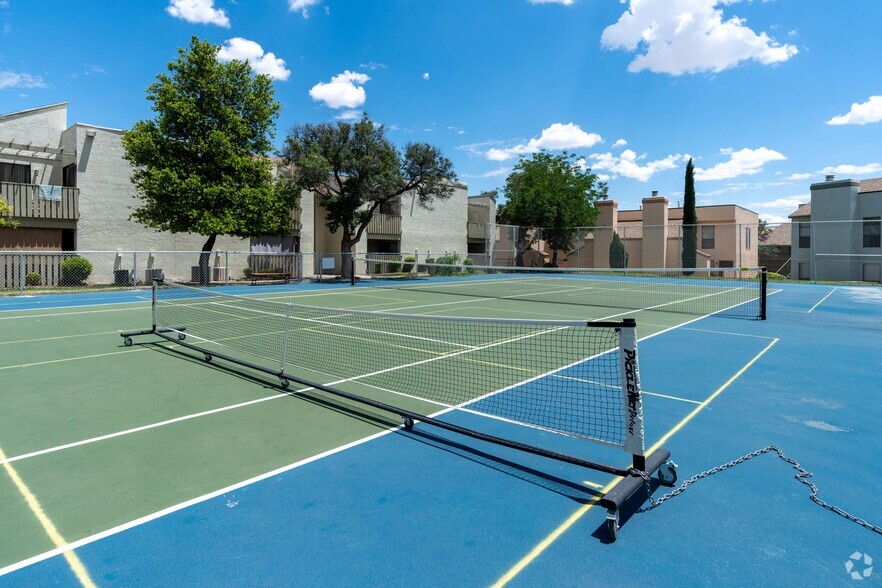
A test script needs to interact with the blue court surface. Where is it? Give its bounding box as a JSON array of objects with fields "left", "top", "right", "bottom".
[{"left": 0, "top": 279, "right": 880, "bottom": 586}]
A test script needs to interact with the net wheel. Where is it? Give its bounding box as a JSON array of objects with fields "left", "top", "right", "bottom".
[
  {"left": 280, "top": 378, "right": 290, "bottom": 389},
  {"left": 403, "top": 416, "right": 415, "bottom": 430},
  {"left": 204, "top": 354, "right": 212, "bottom": 362},
  {"left": 657, "top": 461, "right": 678, "bottom": 487},
  {"left": 606, "top": 517, "right": 618, "bottom": 541},
  {"left": 178, "top": 333, "right": 186, "bottom": 341},
  {"left": 123, "top": 337, "right": 133, "bottom": 347}
]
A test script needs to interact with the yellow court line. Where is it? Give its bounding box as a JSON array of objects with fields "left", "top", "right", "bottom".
[
  {"left": 582, "top": 480, "right": 603, "bottom": 489},
  {"left": 492, "top": 337, "right": 779, "bottom": 588},
  {"left": 0, "top": 330, "right": 121, "bottom": 346},
  {"left": 0, "top": 446, "right": 95, "bottom": 587},
  {"left": 0, "top": 348, "right": 144, "bottom": 371}
]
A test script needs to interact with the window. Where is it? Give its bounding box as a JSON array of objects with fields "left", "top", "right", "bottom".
[
  {"left": 863, "top": 217, "right": 881, "bottom": 248},
  {"left": 0, "top": 162, "right": 31, "bottom": 184},
  {"left": 62, "top": 164, "right": 77, "bottom": 188},
  {"left": 746, "top": 227, "right": 751, "bottom": 250},
  {"left": 798, "top": 223, "right": 811, "bottom": 248},
  {"left": 701, "top": 225, "right": 715, "bottom": 249},
  {"left": 379, "top": 198, "right": 400, "bottom": 215}
]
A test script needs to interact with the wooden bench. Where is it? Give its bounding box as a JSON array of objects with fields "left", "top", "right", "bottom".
[{"left": 250, "top": 272, "right": 292, "bottom": 285}]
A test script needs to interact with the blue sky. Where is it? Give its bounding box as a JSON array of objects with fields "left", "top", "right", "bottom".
[{"left": 2, "top": 0, "right": 881, "bottom": 223}]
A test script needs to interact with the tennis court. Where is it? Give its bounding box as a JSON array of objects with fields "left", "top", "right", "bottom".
[{"left": 0, "top": 271, "right": 880, "bottom": 586}]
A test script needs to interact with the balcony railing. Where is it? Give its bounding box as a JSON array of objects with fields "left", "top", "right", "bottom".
[
  {"left": 468, "top": 221, "right": 488, "bottom": 239},
  {"left": 367, "top": 213, "right": 401, "bottom": 236},
  {"left": 1, "top": 181, "right": 80, "bottom": 222}
]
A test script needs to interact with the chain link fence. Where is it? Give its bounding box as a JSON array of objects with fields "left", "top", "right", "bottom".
[{"left": 0, "top": 251, "right": 304, "bottom": 295}]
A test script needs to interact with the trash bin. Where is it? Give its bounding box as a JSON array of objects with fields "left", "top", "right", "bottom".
[
  {"left": 145, "top": 268, "right": 164, "bottom": 283},
  {"left": 114, "top": 269, "right": 132, "bottom": 286}
]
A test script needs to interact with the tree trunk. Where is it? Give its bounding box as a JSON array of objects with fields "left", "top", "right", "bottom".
[
  {"left": 199, "top": 234, "right": 217, "bottom": 286},
  {"left": 551, "top": 247, "right": 558, "bottom": 268},
  {"left": 340, "top": 231, "right": 354, "bottom": 280}
]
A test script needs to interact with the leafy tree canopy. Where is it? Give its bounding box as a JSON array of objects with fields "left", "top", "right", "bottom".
[
  {"left": 0, "top": 200, "right": 18, "bottom": 229},
  {"left": 122, "top": 36, "right": 298, "bottom": 256},
  {"left": 280, "top": 114, "right": 456, "bottom": 276},
  {"left": 501, "top": 151, "right": 607, "bottom": 266}
]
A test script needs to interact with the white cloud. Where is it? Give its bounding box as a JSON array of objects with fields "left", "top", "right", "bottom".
[
  {"left": 695, "top": 147, "right": 786, "bottom": 181},
  {"left": 760, "top": 213, "right": 789, "bottom": 223},
  {"left": 0, "top": 71, "right": 47, "bottom": 90},
  {"left": 309, "top": 71, "right": 370, "bottom": 109},
  {"left": 819, "top": 163, "right": 882, "bottom": 176},
  {"left": 527, "top": 0, "right": 574, "bottom": 4},
  {"left": 0, "top": 1, "right": 9, "bottom": 7},
  {"left": 166, "top": 0, "right": 230, "bottom": 27},
  {"left": 588, "top": 149, "right": 687, "bottom": 182},
  {"left": 422, "top": 72, "right": 430, "bottom": 81},
  {"left": 601, "top": 0, "right": 798, "bottom": 75},
  {"left": 217, "top": 38, "right": 291, "bottom": 81},
  {"left": 359, "top": 62, "right": 387, "bottom": 70},
  {"left": 335, "top": 109, "right": 363, "bottom": 121},
  {"left": 749, "top": 196, "right": 806, "bottom": 210},
  {"left": 289, "top": 0, "right": 322, "bottom": 18},
  {"left": 786, "top": 172, "right": 813, "bottom": 181},
  {"left": 462, "top": 167, "right": 510, "bottom": 179},
  {"left": 486, "top": 122, "right": 602, "bottom": 161},
  {"left": 827, "top": 96, "right": 882, "bottom": 126},
  {"left": 612, "top": 138, "right": 628, "bottom": 148}
]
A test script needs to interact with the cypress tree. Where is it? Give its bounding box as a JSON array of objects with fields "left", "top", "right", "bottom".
[
  {"left": 681, "top": 158, "right": 697, "bottom": 274},
  {"left": 609, "top": 231, "right": 628, "bottom": 268}
]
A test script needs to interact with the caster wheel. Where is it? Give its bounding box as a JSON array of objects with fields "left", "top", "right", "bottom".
[
  {"left": 403, "top": 417, "right": 415, "bottom": 430},
  {"left": 280, "top": 379, "right": 290, "bottom": 389},
  {"left": 123, "top": 337, "right": 133, "bottom": 347},
  {"left": 657, "top": 461, "right": 678, "bottom": 487},
  {"left": 204, "top": 354, "right": 212, "bottom": 362},
  {"left": 178, "top": 332, "right": 186, "bottom": 341}
]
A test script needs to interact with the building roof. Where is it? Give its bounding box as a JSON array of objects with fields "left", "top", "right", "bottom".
[
  {"left": 788, "top": 202, "right": 811, "bottom": 218},
  {"left": 0, "top": 102, "right": 67, "bottom": 121},
  {"left": 859, "top": 177, "right": 882, "bottom": 193},
  {"left": 763, "top": 222, "right": 791, "bottom": 246}
]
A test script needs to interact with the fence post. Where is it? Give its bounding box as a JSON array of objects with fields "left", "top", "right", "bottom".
[
  {"left": 18, "top": 250, "right": 23, "bottom": 296},
  {"left": 810, "top": 221, "right": 817, "bottom": 282},
  {"left": 132, "top": 252, "right": 137, "bottom": 288},
  {"left": 225, "top": 251, "right": 230, "bottom": 286}
]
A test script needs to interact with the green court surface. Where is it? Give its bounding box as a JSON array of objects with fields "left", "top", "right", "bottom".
[{"left": 1, "top": 279, "right": 880, "bottom": 586}]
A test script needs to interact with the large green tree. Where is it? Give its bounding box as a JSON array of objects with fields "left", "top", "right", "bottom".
[
  {"left": 280, "top": 114, "right": 456, "bottom": 279},
  {"left": 502, "top": 151, "right": 606, "bottom": 267},
  {"left": 681, "top": 157, "right": 698, "bottom": 273},
  {"left": 122, "top": 37, "right": 298, "bottom": 284},
  {"left": 0, "top": 200, "right": 18, "bottom": 228}
]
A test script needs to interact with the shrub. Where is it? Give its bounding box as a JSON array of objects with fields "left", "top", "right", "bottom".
[
  {"left": 243, "top": 267, "right": 252, "bottom": 279},
  {"left": 463, "top": 258, "right": 475, "bottom": 275},
  {"left": 25, "top": 272, "right": 41, "bottom": 286},
  {"left": 387, "top": 260, "right": 401, "bottom": 273},
  {"left": 402, "top": 256, "right": 416, "bottom": 273},
  {"left": 424, "top": 258, "right": 435, "bottom": 275},
  {"left": 767, "top": 271, "right": 788, "bottom": 281},
  {"left": 432, "top": 253, "right": 462, "bottom": 277},
  {"left": 61, "top": 256, "right": 93, "bottom": 285}
]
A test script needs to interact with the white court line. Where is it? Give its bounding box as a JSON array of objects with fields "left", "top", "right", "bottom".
[
  {"left": 807, "top": 287, "right": 838, "bottom": 313},
  {"left": 0, "top": 302, "right": 738, "bottom": 577}
]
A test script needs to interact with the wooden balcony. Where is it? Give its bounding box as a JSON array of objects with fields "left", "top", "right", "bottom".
[
  {"left": 1, "top": 182, "right": 79, "bottom": 223},
  {"left": 367, "top": 213, "right": 401, "bottom": 236},
  {"left": 468, "top": 221, "right": 488, "bottom": 240}
]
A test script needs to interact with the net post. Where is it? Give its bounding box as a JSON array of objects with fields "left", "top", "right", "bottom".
[
  {"left": 350, "top": 257, "right": 356, "bottom": 286},
  {"left": 151, "top": 279, "right": 158, "bottom": 331},
  {"left": 280, "top": 303, "right": 290, "bottom": 373},
  {"left": 760, "top": 267, "right": 768, "bottom": 320},
  {"left": 618, "top": 318, "right": 645, "bottom": 462}
]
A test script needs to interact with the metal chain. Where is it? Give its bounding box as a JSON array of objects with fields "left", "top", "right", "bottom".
[{"left": 632, "top": 445, "right": 882, "bottom": 536}]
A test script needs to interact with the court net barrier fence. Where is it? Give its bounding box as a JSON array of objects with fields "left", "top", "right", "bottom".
[
  {"left": 121, "top": 280, "right": 677, "bottom": 540},
  {"left": 353, "top": 257, "right": 768, "bottom": 320}
]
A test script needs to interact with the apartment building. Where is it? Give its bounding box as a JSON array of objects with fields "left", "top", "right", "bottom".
[{"left": 789, "top": 175, "right": 882, "bottom": 282}]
